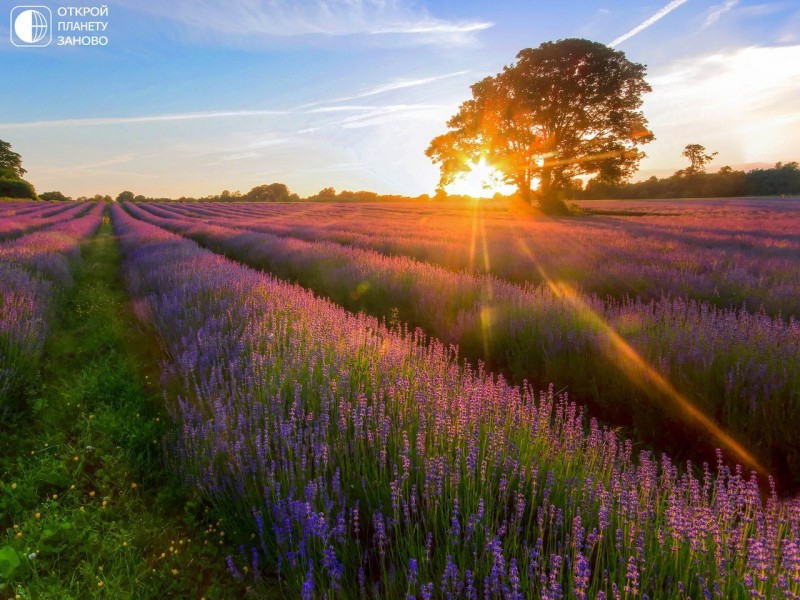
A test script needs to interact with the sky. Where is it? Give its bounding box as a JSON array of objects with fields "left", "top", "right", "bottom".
[{"left": 1, "top": 0, "right": 799, "bottom": 198}]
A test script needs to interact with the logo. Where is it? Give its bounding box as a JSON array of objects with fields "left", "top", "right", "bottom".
[{"left": 10, "top": 6, "right": 52, "bottom": 47}]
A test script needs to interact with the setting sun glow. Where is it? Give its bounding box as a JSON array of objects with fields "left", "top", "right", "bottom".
[{"left": 445, "top": 157, "right": 516, "bottom": 198}]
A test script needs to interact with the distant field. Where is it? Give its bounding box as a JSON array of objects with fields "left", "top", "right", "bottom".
[{"left": 2, "top": 199, "right": 798, "bottom": 599}]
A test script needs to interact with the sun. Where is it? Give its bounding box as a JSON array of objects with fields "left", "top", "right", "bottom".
[{"left": 445, "top": 157, "right": 516, "bottom": 198}]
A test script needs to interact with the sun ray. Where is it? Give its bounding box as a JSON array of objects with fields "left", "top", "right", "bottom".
[{"left": 508, "top": 224, "right": 768, "bottom": 478}]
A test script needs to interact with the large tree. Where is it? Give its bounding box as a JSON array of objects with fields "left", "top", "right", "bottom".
[
  {"left": 426, "top": 39, "right": 653, "bottom": 213},
  {"left": 0, "top": 139, "right": 27, "bottom": 180}
]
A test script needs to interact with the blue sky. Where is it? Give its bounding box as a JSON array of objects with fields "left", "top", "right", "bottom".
[{"left": 1, "top": 0, "right": 799, "bottom": 198}]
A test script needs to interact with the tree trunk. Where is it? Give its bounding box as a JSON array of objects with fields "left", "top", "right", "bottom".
[
  {"left": 517, "top": 184, "right": 531, "bottom": 204},
  {"left": 537, "top": 167, "right": 570, "bottom": 215}
]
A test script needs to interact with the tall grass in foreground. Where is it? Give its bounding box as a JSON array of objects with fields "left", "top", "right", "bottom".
[
  {"left": 113, "top": 204, "right": 799, "bottom": 598},
  {"left": 127, "top": 202, "right": 800, "bottom": 485},
  {"left": 0, "top": 203, "right": 104, "bottom": 414}
]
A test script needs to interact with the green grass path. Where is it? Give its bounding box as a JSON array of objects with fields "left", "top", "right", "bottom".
[{"left": 0, "top": 215, "right": 251, "bottom": 599}]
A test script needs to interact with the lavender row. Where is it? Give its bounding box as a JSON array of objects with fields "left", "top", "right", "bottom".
[
  {"left": 0, "top": 200, "right": 89, "bottom": 242},
  {"left": 150, "top": 199, "right": 800, "bottom": 317},
  {"left": 113, "top": 204, "right": 798, "bottom": 598},
  {"left": 0, "top": 203, "right": 105, "bottom": 413},
  {"left": 127, "top": 201, "right": 800, "bottom": 485}
]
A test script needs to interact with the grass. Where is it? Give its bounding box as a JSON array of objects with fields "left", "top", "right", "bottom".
[{"left": 0, "top": 215, "right": 254, "bottom": 599}]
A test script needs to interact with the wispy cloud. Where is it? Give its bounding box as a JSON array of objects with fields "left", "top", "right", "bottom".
[
  {"left": 368, "top": 21, "right": 492, "bottom": 35},
  {"left": 610, "top": 0, "right": 691, "bottom": 47},
  {"left": 335, "top": 104, "right": 453, "bottom": 129},
  {"left": 342, "top": 71, "right": 469, "bottom": 100},
  {"left": 703, "top": 0, "right": 738, "bottom": 29},
  {"left": 2, "top": 69, "right": 467, "bottom": 131},
  {"left": 120, "top": 0, "right": 492, "bottom": 46},
  {"left": 219, "top": 152, "right": 262, "bottom": 161},
  {"left": 302, "top": 70, "right": 470, "bottom": 108},
  {"left": 0, "top": 110, "right": 288, "bottom": 130}
]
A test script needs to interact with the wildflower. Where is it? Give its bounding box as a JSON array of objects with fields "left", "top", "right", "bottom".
[
  {"left": 34, "top": 512, "right": 40, "bottom": 519},
  {"left": 97, "top": 581, "right": 103, "bottom": 587},
  {"left": 171, "top": 569, "right": 179, "bottom": 576},
  {"left": 28, "top": 552, "right": 37, "bottom": 560},
  {"left": 11, "top": 483, "right": 17, "bottom": 490}
]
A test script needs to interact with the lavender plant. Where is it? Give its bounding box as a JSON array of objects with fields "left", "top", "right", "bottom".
[
  {"left": 126, "top": 202, "right": 800, "bottom": 483},
  {"left": 0, "top": 203, "right": 104, "bottom": 413},
  {"left": 113, "top": 204, "right": 799, "bottom": 598}
]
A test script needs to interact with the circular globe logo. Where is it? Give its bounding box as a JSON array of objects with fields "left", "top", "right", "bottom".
[{"left": 10, "top": 6, "right": 51, "bottom": 46}]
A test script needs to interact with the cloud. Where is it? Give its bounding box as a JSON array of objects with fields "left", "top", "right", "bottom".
[
  {"left": 0, "top": 110, "right": 288, "bottom": 129},
  {"left": 340, "top": 71, "right": 470, "bottom": 100},
  {"left": 641, "top": 44, "right": 800, "bottom": 167},
  {"left": 702, "top": 0, "right": 738, "bottom": 29},
  {"left": 119, "top": 0, "right": 492, "bottom": 46},
  {"left": 610, "top": 0, "right": 691, "bottom": 47},
  {"left": 2, "top": 69, "right": 466, "bottom": 134},
  {"left": 219, "top": 152, "right": 262, "bottom": 161},
  {"left": 301, "top": 70, "right": 470, "bottom": 109},
  {"left": 335, "top": 104, "right": 452, "bottom": 129}
]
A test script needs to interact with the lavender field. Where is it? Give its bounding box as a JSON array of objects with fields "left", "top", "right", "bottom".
[
  {"left": 0, "top": 203, "right": 103, "bottom": 413},
  {"left": 2, "top": 199, "right": 799, "bottom": 598}
]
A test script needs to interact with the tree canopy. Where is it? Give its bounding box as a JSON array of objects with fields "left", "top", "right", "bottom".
[
  {"left": 680, "top": 143, "right": 718, "bottom": 175},
  {"left": 39, "top": 191, "right": 73, "bottom": 202},
  {"left": 244, "top": 183, "right": 296, "bottom": 202},
  {"left": 0, "top": 139, "right": 27, "bottom": 180},
  {"left": 426, "top": 38, "right": 653, "bottom": 213}
]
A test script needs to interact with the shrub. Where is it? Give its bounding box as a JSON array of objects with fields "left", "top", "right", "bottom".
[{"left": 0, "top": 178, "right": 37, "bottom": 199}]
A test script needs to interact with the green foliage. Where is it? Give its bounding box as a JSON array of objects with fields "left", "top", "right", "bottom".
[
  {"left": 0, "top": 139, "right": 26, "bottom": 180},
  {"left": 0, "top": 545, "right": 21, "bottom": 580},
  {"left": 115, "top": 191, "right": 135, "bottom": 203},
  {"left": 244, "top": 182, "right": 294, "bottom": 202},
  {"left": 38, "top": 191, "right": 72, "bottom": 202},
  {"left": 582, "top": 161, "right": 800, "bottom": 199},
  {"left": 0, "top": 219, "right": 254, "bottom": 599},
  {"left": 747, "top": 161, "right": 800, "bottom": 195},
  {"left": 0, "top": 179, "right": 37, "bottom": 199},
  {"left": 427, "top": 38, "right": 653, "bottom": 213},
  {"left": 680, "top": 143, "right": 718, "bottom": 175}
]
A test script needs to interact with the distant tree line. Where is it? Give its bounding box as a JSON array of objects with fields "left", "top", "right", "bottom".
[
  {"left": 123, "top": 185, "right": 431, "bottom": 204},
  {"left": 305, "top": 187, "right": 431, "bottom": 203},
  {"left": 580, "top": 145, "right": 800, "bottom": 200}
]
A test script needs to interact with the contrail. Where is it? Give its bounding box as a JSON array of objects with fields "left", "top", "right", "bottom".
[
  {"left": 610, "top": 0, "right": 690, "bottom": 47},
  {"left": 0, "top": 110, "right": 289, "bottom": 129}
]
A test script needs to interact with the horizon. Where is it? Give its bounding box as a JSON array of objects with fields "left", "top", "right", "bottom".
[{"left": 2, "top": 0, "right": 799, "bottom": 198}]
